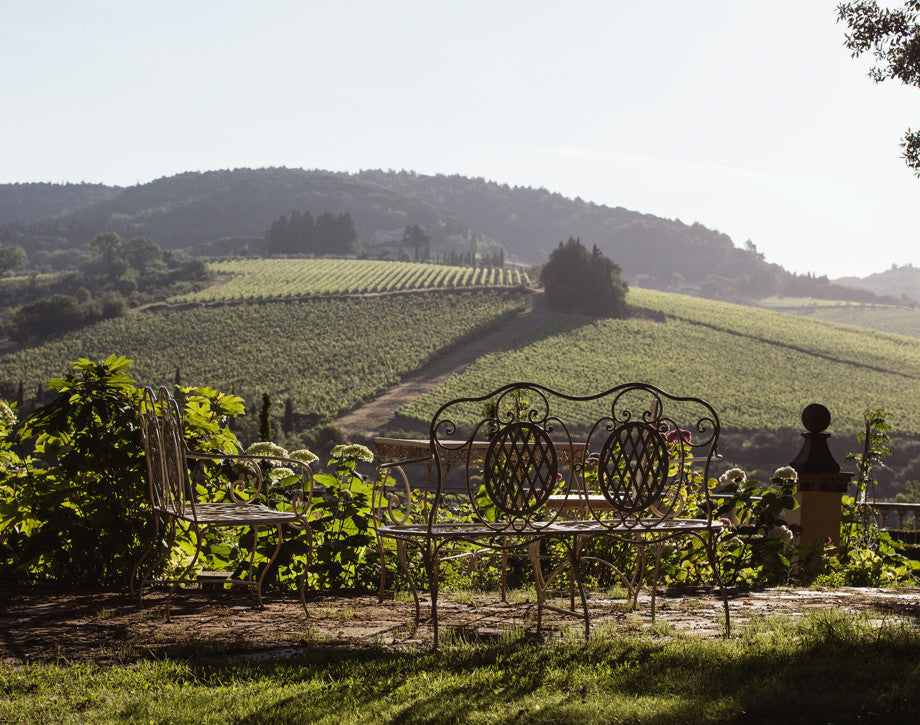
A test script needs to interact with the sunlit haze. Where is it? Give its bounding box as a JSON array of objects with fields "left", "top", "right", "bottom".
[{"left": 3, "top": 0, "right": 918, "bottom": 277}]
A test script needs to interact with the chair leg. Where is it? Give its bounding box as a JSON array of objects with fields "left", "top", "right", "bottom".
[
  {"left": 137, "top": 519, "right": 178, "bottom": 604},
  {"left": 562, "top": 537, "right": 590, "bottom": 640},
  {"left": 377, "top": 537, "right": 389, "bottom": 602},
  {"left": 298, "top": 525, "right": 313, "bottom": 617},
  {"left": 650, "top": 540, "right": 663, "bottom": 623},
  {"left": 396, "top": 539, "right": 421, "bottom": 622},
  {"left": 424, "top": 543, "right": 441, "bottom": 649},
  {"left": 500, "top": 548, "right": 509, "bottom": 603},
  {"left": 571, "top": 535, "right": 588, "bottom": 610},
  {"left": 631, "top": 544, "right": 647, "bottom": 609},
  {"left": 246, "top": 525, "right": 261, "bottom": 599},
  {"left": 528, "top": 538, "right": 545, "bottom": 633},
  {"left": 704, "top": 532, "right": 731, "bottom": 637},
  {"left": 253, "top": 524, "right": 285, "bottom": 610},
  {"left": 131, "top": 539, "right": 157, "bottom": 598},
  {"left": 166, "top": 522, "right": 203, "bottom": 622}
]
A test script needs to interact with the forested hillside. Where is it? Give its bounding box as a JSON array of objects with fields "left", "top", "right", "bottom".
[
  {"left": 355, "top": 170, "right": 772, "bottom": 290},
  {"left": 0, "top": 168, "right": 770, "bottom": 290},
  {"left": 0, "top": 170, "right": 468, "bottom": 263},
  {"left": 0, "top": 168, "right": 908, "bottom": 304},
  {"left": 836, "top": 263, "right": 920, "bottom": 302},
  {"left": 0, "top": 182, "right": 120, "bottom": 224}
]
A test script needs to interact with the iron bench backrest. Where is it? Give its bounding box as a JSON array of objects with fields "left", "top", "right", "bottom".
[
  {"left": 139, "top": 386, "right": 271, "bottom": 523},
  {"left": 139, "top": 386, "right": 193, "bottom": 523},
  {"left": 427, "top": 381, "right": 720, "bottom": 534}
]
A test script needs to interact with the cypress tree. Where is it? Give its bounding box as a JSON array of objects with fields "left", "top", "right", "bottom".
[
  {"left": 283, "top": 397, "right": 294, "bottom": 434},
  {"left": 259, "top": 393, "right": 273, "bottom": 442}
]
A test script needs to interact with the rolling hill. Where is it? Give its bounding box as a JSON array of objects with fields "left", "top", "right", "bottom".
[
  {"left": 835, "top": 264, "right": 920, "bottom": 302},
  {"left": 0, "top": 168, "right": 778, "bottom": 291},
  {"left": 399, "top": 287, "right": 920, "bottom": 435}
]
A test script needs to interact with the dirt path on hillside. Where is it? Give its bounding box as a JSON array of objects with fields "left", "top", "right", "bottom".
[{"left": 335, "top": 291, "right": 554, "bottom": 438}]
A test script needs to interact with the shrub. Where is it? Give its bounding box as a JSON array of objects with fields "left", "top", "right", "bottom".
[{"left": 0, "top": 356, "right": 243, "bottom": 587}]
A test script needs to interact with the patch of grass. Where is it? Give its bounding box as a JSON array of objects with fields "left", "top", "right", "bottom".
[
  {"left": 3, "top": 612, "right": 920, "bottom": 723},
  {"left": 601, "top": 583, "right": 630, "bottom": 600},
  {"left": 501, "top": 588, "right": 536, "bottom": 605},
  {"left": 443, "top": 588, "right": 484, "bottom": 606},
  {"left": 311, "top": 605, "right": 360, "bottom": 620}
]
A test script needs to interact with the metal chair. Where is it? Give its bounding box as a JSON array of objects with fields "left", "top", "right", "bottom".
[{"left": 131, "top": 386, "right": 314, "bottom": 619}]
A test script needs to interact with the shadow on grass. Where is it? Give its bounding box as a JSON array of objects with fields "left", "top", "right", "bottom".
[{"left": 161, "top": 611, "right": 920, "bottom": 723}]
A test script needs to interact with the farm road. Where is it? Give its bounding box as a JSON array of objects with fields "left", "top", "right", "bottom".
[{"left": 335, "top": 290, "right": 553, "bottom": 438}]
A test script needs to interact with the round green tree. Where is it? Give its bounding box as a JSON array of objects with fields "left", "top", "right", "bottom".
[{"left": 540, "top": 237, "right": 629, "bottom": 317}]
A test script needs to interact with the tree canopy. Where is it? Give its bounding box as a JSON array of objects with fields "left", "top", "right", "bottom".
[
  {"left": 265, "top": 210, "right": 359, "bottom": 256},
  {"left": 540, "top": 237, "right": 628, "bottom": 317},
  {"left": 838, "top": 1, "right": 920, "bottom": 174},
  {"left": 0, "top": 244, "right": 26, "bottom": 279}
]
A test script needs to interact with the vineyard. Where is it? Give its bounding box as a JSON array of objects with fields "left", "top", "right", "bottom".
[
  {"left": 0, "top": 290, "right": 528, "bottom": 426},
  {"left": 628, "top": 289, "right": 920, "bottom": 379},
  {"left": 5, "top": 275, "right": 920, "bottom": 438},
  {"left": 758, "top": 297, "right": 920, "bottom": 339},
  {"left": 171, "top": 258, "right": 530, "bottom": 304},
  {"left": 398, "top": 288, "right": 920, "bottom": 434}
]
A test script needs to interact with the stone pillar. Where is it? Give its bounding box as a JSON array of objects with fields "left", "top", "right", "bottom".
[{"left": 785, "top": 403, "right": 853, "bottom": 548}]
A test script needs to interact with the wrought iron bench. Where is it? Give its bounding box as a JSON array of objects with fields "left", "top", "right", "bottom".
[
  {"left": 375, "top": 381, "right": 729, "bottom": 647},
  {"left": 131, "top": 387, "right": 315, "bottom": 619}
]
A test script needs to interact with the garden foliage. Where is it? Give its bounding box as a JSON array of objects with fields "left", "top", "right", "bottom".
[
  {"left": 0, "top": 356, "right": 383, "bottom": 592},
  {"left": 2, "top": 358, "right": 918, "bottom": 596},
  {"left": 0, "top": 356, "right": 246, "bottom": 586}
]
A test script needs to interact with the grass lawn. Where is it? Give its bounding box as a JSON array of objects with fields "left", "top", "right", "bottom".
[{"left": 2, "top": 610, "right": 920, "bottom": 723}]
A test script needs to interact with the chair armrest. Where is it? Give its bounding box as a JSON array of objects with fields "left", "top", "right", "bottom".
[{"left": 374, "top": 455, "right": 433, "bottom": 527}]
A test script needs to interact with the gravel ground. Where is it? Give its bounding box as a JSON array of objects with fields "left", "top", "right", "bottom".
[{"left": 3, "top": 585, "right": 920, "bottom": 665}]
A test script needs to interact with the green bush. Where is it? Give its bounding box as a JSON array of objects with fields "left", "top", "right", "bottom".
[{"left": 0, "top": 357, "right": 250, "bottom": 587}]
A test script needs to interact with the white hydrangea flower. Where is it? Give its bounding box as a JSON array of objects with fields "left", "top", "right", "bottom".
[
  {"left": 719, "top": 467, "right": 747, "bottom": 486},
  {"left": 331, "top": 443, "right": 374, "bottom": 462},
  {"left": 773, "top": 466, "right": 798, "bottom": 482},
  {"left": 245, "top": 441, "right": 289, "bottom": 458},
  {"left": 768, "top": 525, "right": 794, "bottom": 543},
  {"left": 0, "top": 401, "right": 16, "bottom": 429},
  {"left": 270, "top": 466, "right": 295, "bottom": 481},
  {"left": 289, "top": 448, "right": 318, "bottom": 465}
]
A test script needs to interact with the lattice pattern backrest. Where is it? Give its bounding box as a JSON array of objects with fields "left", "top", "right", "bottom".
[
  {"left": 597, "top": 421, "right": 669, "bottom": 513},
  {"left": 482, "top": 421, "right": 557, "bottom": 517},
  {"left": 139, "top": 387, "right": 190, "bottom": 517},
  {"left": 429, "top": 382, "right": 719, "bottom": 530}
]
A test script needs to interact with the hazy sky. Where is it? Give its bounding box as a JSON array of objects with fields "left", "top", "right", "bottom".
[{"left": 3, "top": 0, "right": 918, "bottom": 277}]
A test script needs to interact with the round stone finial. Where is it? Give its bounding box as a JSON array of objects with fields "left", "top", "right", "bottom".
[{"left": 801, "top": 403, "right": 831, "bottom": 433}]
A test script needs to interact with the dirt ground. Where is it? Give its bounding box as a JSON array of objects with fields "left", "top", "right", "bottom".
[{"left": 3, "top": 585, "right": 920, "bottom": 665}]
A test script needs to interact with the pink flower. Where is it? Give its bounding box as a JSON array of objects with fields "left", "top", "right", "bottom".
[{"left": 665, "top": 428, "right": 691, "bottom": 444}]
